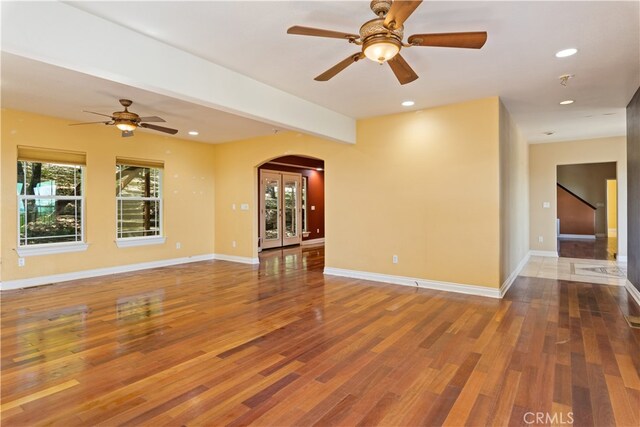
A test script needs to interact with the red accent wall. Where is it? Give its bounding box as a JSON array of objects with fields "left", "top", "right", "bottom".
[
  {"left": 557, "top": 185, "right": 596, "bottom": 235},
  {"left": 258, "top": 160, "right": 324, "bottom": 241}
]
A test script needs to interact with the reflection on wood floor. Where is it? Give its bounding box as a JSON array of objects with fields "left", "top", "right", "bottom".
[
  {"left": 558, "top": 237, "right": 618, "bottom": 261},
  {"left": 1, "top": 245, "right": 639, "bottom": 426}
]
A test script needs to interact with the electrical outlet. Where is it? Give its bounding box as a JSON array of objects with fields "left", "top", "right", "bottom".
[
  {"left": 232, "top": 203, "right": 236, "bottom": 210},
  {"left": 176, "top": 242, "right": 181, "bottom": 249},
  {"left": 392, "top": 255, "right": 398, "bottom": 264},
  {"left": 316, "top": 229, "right": 320, "bottom": 233},
  {"left": 232, "top": 240, "right": 237, "bottom": 248},
  {"left": 538, "top": 236, "right": 544, "bottom": 243},
  {"left": 18, "top": 257, "right": 25, "bottom": 267}
]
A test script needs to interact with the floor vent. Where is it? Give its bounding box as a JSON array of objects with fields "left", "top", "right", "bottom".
[{"left": 624, "top": 315, "right": 640, "bottom": 329}]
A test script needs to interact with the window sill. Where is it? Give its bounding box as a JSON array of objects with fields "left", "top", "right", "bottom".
[
  {"left": 116, "top": 236, "right": 166, "bottom": 248},
  {"left": 16, "top": 242, "right": 89, "bottom": 257}
]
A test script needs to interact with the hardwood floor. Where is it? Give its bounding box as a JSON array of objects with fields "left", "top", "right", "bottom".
[
  {"left": 558, "top": 237, "right": 618, "bottom": 261},
  {"left": 1, "top": 245, "right": 639, "bottom": 426}
]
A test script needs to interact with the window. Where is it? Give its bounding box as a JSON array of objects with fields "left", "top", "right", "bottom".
[
  {"left": 116, "top": 159, "right": 164, "bottom": 245},
  {"left": 16, "top": 146, "right": 87, "bottom": 255}
]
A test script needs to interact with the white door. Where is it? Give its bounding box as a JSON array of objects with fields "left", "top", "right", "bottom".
[{"left": 260, "top": 170, "right": 302, "bottom": 249}]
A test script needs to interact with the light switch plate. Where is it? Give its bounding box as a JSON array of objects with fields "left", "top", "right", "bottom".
[
  {"left": 311, "top": 205, "right": 315, "bottom": 210},
  {"left": 543, "top": 202, "right": 550, "bottom": 208},
  {"left": 240, "top": 204, "right": 249, "bottom": 211}
]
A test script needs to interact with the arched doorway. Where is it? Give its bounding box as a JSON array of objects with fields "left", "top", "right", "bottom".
[{"left": 256, "top": 155, "right": 325, "bottom": 252}]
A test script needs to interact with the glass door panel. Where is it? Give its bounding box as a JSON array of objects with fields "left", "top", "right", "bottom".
[
  {"left": 282, "top": 173, "right": 301, "bottom": 246},
  {"left": 284, "top": 181, "right": 297, "bottom": 237},
  {"left": 261, "top": 172, "right": 281, "bottom": 249},
  {"left": 260, "top": 170, "right": 302, "bottom": 249}
]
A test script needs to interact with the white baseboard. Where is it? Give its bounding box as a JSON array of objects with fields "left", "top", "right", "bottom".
[
  {"left": 301, "top": 238, "right": 325, "bottom": 246},
  {"left": 626, "top": 280, "right": 640, "bottom": 307},
  {"left": 529, "top": 250, "right": 559, "bottom": 258},
  {"left": 0, "top": 254, "right": 215, "bottom": 291},
  {"left": 558, "top": 234, "right": 596, "bottom": 240},
  {"left": 323, "top": 267, "right": 501, "bottom": 299},
  {"left": 213, "top": 254, "right": 259, "bottom": 265},
  {"left": 500, "top": 252, "right": 531, "bottom": 297}
]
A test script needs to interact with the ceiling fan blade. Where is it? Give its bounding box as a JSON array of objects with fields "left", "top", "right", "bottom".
[
  {"left": 69, "top": 121, "right": 113, "bottom": 126},
  {"left": 139, "top": 123, "right": 179, "bottom": 135},
  {"left": 388, "top": 53, "right": 419, "bottom": 85},
  {"left": 122, "top": 131, "right": 134, "bottom": 138},
  {"left": 83, "top": 110, "right": 115, "bottom": 118},
  {"left": 138, "top": 116, "right": 166, "bottom": 123},
  {"left": 408, "top": 32, "right": 488, "bottom": 49},
  {"left": 315, "top": 53, "right": 365, "bottom": 81},
  {"left": 287, "top": 26, "right": 359, "bottom": 40},
  {"left": 384, "top": 0, "right": 423, "bottom": 30}
]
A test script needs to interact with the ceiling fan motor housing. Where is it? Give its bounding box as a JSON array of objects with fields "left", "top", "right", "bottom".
[
  {"left": 359, "top": 18, "right": 403, "bottom": 42},
  {"left": 370, "top": 0, "right": 392, "bottom": 16}
]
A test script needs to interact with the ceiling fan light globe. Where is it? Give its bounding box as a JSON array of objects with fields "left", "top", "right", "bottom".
[
  {"left": 115, "top": 121, "right": 137, "bottom": 132},
  {"left": 363, "top": 40, "right": 400, "bottom": 63}
]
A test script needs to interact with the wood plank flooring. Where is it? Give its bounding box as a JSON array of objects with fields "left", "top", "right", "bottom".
[
  {"left": 1, "top": 245, "right": 639, "bottom": 426},
  {"left": 558, "top": 237, "right": 618, "bottom": 261}
]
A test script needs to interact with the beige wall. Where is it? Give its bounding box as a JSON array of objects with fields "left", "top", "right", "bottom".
[
  {"left": 499, "top": 101, "right": 529, "bottom": 285},
  {"left": 2, "top": 97, "right": 526, "bottom": 291},
  {"left": 557, "top": 162, "right": 616, "bottom": 235},
  {"left": 529, "top": 137, "right": 627, "bottom": 255},
  {"left": 1, "top": 109, "right": 216, "bottom": 282},
  {"left": 214, "top": 97, "right": 502, "bottom": 288}
]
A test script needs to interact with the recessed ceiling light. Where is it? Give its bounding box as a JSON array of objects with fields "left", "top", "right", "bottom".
[
  {"left": 603, "top": 112, "right": 616, "bottom": 116},
  {"left": 543, "top": 131, "right": 555, "bottom": 136},
  {"left": 188, "top": 131, "right": 199, "bottom": 136},
  {"left": 401, "top": 100, "right": 415, "bottom": 107},
  {"left": 316, "top": 168, "right": 323, "bottom": 171},
  {"left": 559, "top": 100, "right": 574, "bottom": 105},
  {"left": 555, "top": 48, "right": 578, "bottom": 58}
]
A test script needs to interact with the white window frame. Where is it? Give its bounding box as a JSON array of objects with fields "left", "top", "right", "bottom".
[
  {"left": 16, "top": 162, "right": 88, "bottom": 257},
  {"left": 115, "top": 164, "right": 165, "bottom": 248}
]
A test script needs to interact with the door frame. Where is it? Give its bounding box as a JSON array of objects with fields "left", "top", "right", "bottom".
[{"left": 259, "top": 169, "right": 302, "bottom": 249}]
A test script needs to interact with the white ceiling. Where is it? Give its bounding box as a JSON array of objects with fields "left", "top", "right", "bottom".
[
  {"left": 0, "top": 53, "right": 280, "bottom": 143},
  {"left": 3, "top": 1, "right": 639, "bottom": 144}
]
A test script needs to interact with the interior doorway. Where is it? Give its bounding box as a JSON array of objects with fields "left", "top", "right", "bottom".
[
  {"left": 257, "top": 155, "right": 325, "bottom": 252},
  {"left": 556, "top": 162, "right": 617, "bottom": 260},
  {"left": 260, "top": 170, "right": 302, "bottom": 249}
]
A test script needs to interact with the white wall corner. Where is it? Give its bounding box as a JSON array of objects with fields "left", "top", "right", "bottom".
[
  {"left": 500, "top": 252, "right": 531, "bottom": 297},
  {"left": 625, "top": 280, "right": 640, "bottom": 307},
  {"left": 323, "top": 267, "right": 502, "bottom": 299}
]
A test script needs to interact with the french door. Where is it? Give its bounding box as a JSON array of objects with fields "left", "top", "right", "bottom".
[{"left": 260, "top": 170, "right": 302, "bottom": 249}]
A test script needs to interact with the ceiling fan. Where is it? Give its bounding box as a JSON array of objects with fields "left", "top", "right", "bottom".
[
  {"left": 70, "top": 99, "right": 178, "bottom": 137},
  {"left": 287, "top": 0, "right": 487, "bottom": 85}
]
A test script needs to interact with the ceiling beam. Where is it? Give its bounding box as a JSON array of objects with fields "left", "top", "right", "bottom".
[{"left": 0, "top": 1, "right": 356, "bottom": 144}]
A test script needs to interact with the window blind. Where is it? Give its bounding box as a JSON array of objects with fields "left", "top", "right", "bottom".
[
  {"left": 116, "top": 157, "right": 164, "bottom": 169},
  {"left": 17, "top": 146, "right": 86, "bottom": 166}
]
